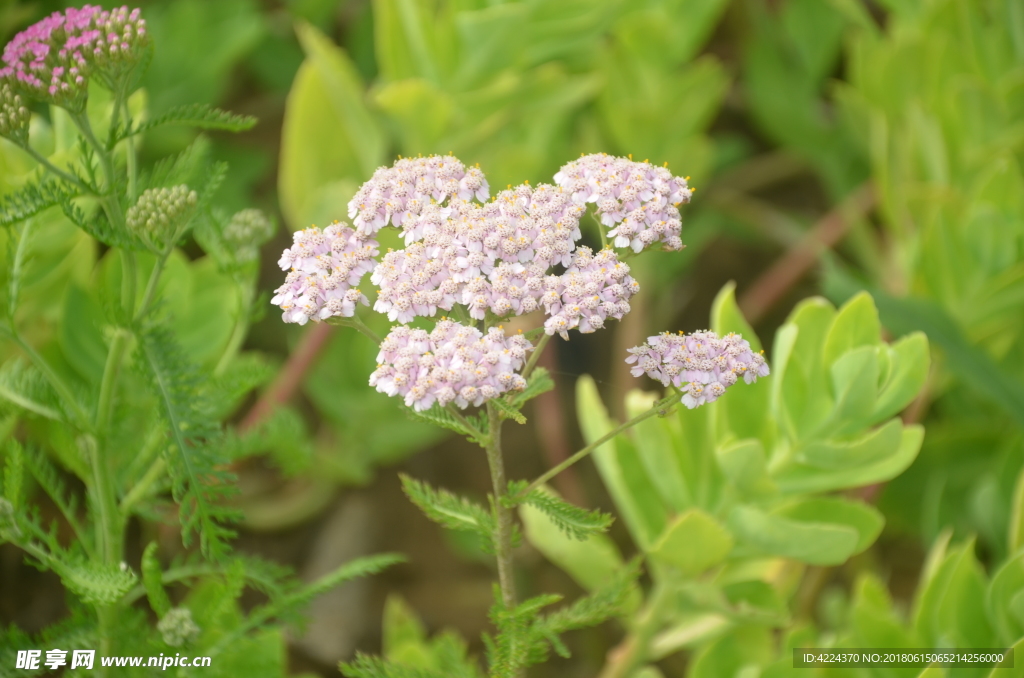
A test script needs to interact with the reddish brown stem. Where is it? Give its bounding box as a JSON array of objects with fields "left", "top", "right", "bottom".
[
  {"left": 239, "top": 322, "right": 335, "bottom": 432},
  {"left": 534, "top": 344, "right": 585, "bottom": 505},
  {"left": 739, "top": 183, "right": 876, "bottom": 325}
]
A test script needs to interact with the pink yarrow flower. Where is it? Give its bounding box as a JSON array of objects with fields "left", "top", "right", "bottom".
[
  {"left": 369, "top": 320, "right": 531, "bottom": 411},
  {"left": 554, "top": 153, "right": 691, "bottom": 253},
  {"left": 0, "top": 5, "right": 149, "bottom": 109},
  {"left": 626, "top": 330, "right": 769, "bottom": 408}
]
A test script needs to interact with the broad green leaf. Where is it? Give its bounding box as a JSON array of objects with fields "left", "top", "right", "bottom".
[
  {"left": 710, "top": 282, "right": 772, "bottom": 442},
  {"left": 454, "top": 4, "right": 528, "bottom": 88},
  {"left": 295, "top": 22, "right": 385, "bottom": 178},
  {"left": 987, "top": 554, "right": 1024, "bottom": 645},
  {"left": 822, "top": 292, "right": 881, "bottom": 368},
  {"left": 847, "top": 572, "right": 919, "bottom": 649},
  {"left": 649, "top": 509, "right": 733, "bottom": 576},
  {"left": 798, "top": 418, "right": 903, "bottom": 471},
  {"left": 774, "top": 497, "right": 884, "bottom": 555},
  {"left": 775, "top": 424, "right": 923, "bottom": 494},
  {"left": 576, "top": 376, "right": 667, "bottom": 550},
  {"left": 721, "top": 580, "right": 788, "bottom": 625},
  {"left": 986, "top": 636, "right": 1024, "bottom": 677},
  {"left": 373, "top": 79, "right": 454, "bottom": 153},
  {"left": 827, "top": 346, "right": 879, "bottom": 433},
  {"left": 872, "top": 332, "right": 929, "bottom": 424},
  {"left": 728, "top": 505, "right": 859, "bottom": 566},
  {"left": 715, "top": 438, "right": 774, "bottom": 496},
  {"left": 688, "top": 625, "right": 774, "bottom": 678},
  {"left": 913, "top": 539, "right": 995, "bottom": 648},
  {"left": 627, "top": 389, "right": 691, "bottom": 511},
  {"left": 1010, "top": 464, "right": 1024, "bottom": 554}
]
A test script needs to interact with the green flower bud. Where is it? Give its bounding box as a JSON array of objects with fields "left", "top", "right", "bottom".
[
  {"left": 126, "top": 185, "right": 198, "bottom": 251},
  {"left": 157, "top": 607, "right": 200, "bottom": 647},
  {"left": 223, "top": 208, "right": 275, "bottom": 264},
  {"left": 0, "top": 83, "right": 30, "bottom": 144}
]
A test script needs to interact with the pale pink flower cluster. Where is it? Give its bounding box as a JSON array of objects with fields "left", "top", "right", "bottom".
[
  {"left": 347, "top": 155, "right": 489, "bottom": 235},
  {"left": 369, "top": 321, "right": 532, "bottom": 411},
  {"left": 271, "top": 222, "right": 376, "bottom": 324},
  {"left": 626, "top": 330, "right": 770, "bottom": 408},
  {"left": 541, "top": 247, "right": 639, "bottom": 339},
  {"left": 554, "top": 153, "right": 691, "bottom": 252},
  {"left": 0, "top": 5, "right": 148, "bottom": 108},
  {"left": 371, "top": 182, "right": 587, "bottom": 324}
]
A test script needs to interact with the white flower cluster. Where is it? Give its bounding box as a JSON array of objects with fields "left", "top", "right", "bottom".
[
  {"left": 626, "top": 330, "right": 770, "bottom": 408},
  {"left": 554, "top": 153, "right": 691, "bottom": 252},
  {"left": 369, "top": 321, "right": 532, "bottom": 411}
]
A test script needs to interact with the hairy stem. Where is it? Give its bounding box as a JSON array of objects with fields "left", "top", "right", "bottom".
[
  {"left": 516, "top": 392, "right": 682, "bottom": 500},
  {"left": 520, "top": 332, "right": 550, "bottom": 382},
  {"left": 485, "top": 402, "right": 517, "bottom": 612}
]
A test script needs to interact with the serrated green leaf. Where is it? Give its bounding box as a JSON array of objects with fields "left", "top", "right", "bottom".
[
  {"left": 519, "top": 487, "right": 612, "bottom": 540},
  {"left": 62, "top": 562, "right": 137, "bottom": 605},
  {"left": 649, "top": 509, "right": 733, "bottom": 575},
  {"left": 400, "top": 474, "right": 494, "bottom": 549},
  {"left": 490, "top": 397, "right": 526, "bottom": 424},
  {"left": 142, "top": 541, "right": 172, "bottom": 617},
  {"left": 120, "top": 103, "right": 256, "bottom": 143},
  {"left": 509, "top": 367, "right": 554, "bottom": 408}
]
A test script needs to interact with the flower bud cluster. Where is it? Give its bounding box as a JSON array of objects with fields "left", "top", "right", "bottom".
[
  {"left": 541, "top": 247, "right": 639, "bottom": 339},
  {"left": 271, "top": 221, "right": 375, "bottom": 324},
  {"left": 626, "top": 330, "right": 770, "bottom": 408},
  {"left": 0, "top": 5, "right": 148, "bottom": 110},
  {"left": 223, "top": 208, "right": 274, "bottom": 263},
  {"left": 126, "top": 185, "right": 197, "bottom": 251},
  {"left": 0, "top": 83, "right": 29, "bottom": 143},
  {"left": 348, "top": 155, "right": 489, "bottom": 235},
  {"left": 157, "top": 607, "right": 200, "bottom": 647},
  {"left": 554, "top": 153, "right": 691, "bottom": 252},
  {"left": 369, "top": 320, "right": 532, "bottom": 411}
]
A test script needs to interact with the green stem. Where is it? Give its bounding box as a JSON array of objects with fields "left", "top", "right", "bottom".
[
  {"left": 119, "top": 457, "right": 166, "bottom": 515},
  {"left": 135, "top": 252, "right": 169, "bottom": 322},
  {"left": 83, "top": 434, "right": 121, "bottom": 564},
  {"left": 121, "top": 102, "right": 137, "bottom": 203},
  {"left": 95, "top": 328, "right": 130, "bottom": 433},
  {"left": 333, "top": 314, "right": 383, "bottom": 343},
  {"left": 485, "top": 402, "right": 517, "bottom": 611},
  {"left": 520, "top": 332, "right": 550, "bottom": 382},
  {"left": 120, "top": 250, "right": 137, "bottom": 318},
  {"left": 516, "top": 392, "right": 682, "bottom": 500},
  {"left": 214, "top": 280, "right": 253, "bottom": 376},
  {"left": 19, "top": 143, "right": 94, "bottom": 194}
]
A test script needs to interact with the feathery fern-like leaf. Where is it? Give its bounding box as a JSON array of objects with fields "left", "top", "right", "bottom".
[
  {"left": 115, "top": 104, "right": 256, "bottom": 145},
  {"left": 516, "top": 486, "right": 613, "bottom": 540},
  {"left": 489, "top": 397, "right": 526, "bottom": 425},
  {"left": 400, "top": 474, "right": 495, "bottom": 550},
  {"left": 134, "top": 314, "right": 239, "bottom": 558},
  {"left": 401, "top": 404, "right": 486, "bottom": 442},
  {"left": 0, "top": 359, "right": 63, "bottom": 422},
  {"left": 0, "top": 177, "right": 77, "bottom": 228}
]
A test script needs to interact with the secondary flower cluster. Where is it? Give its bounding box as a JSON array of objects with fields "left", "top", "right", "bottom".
[
  {"left": 0, "top": 5, "right": 148, "bottom": 110},
  {"left": 554, "top": 153, "right": 692, "bottom": 252},
  {"left": 126, "top": 184, "right": 197, "bottom": 252},
  {"left": 626, "top": 330, "right": 770, "bottom": 408},
  {"left": 369, "top": 321, "right": 532, "bottom": 411}
]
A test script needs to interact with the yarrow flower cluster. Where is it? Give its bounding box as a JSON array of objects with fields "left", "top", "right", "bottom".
[
  {"left": 626, "top": 330, "right": 770, "bottom": 408},
  {"left": 271, "top": 222, "right": 376, "bottom": 324},
  {"left": 554, "top": 153, "right": 692, "bottom": 252},
  {"left": 369, "top": 321, "right": 532, "bottom": 411},
  {"left": 274, "top": 153, "right": 696, "bottom": 410},
  {"left": 0, "top": 5, "right": 149, "bottom": 110},
  {"left": 223, "top": 208, "right": 275, "bottom": 264}
]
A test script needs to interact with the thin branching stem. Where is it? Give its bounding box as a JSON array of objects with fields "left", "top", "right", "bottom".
[
  {"left": 18, "top": 144, "right": 94, "bottom": 194},
  {"left": 485, "top": 402, "right": 517, "bottom": 610},
  {"left": 516, "top": 392, "right": 682, "bottom": 500},
  {"left": 520, "top": 332, "right": 550, "bottom": 382}
]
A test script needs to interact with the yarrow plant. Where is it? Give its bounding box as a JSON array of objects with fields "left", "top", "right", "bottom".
[
  {"left": 272, "top": 152, "right": 770, "bottom": 677},
  {"left": 0, "top": 6, "right": 401, "bottom": 676}
]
